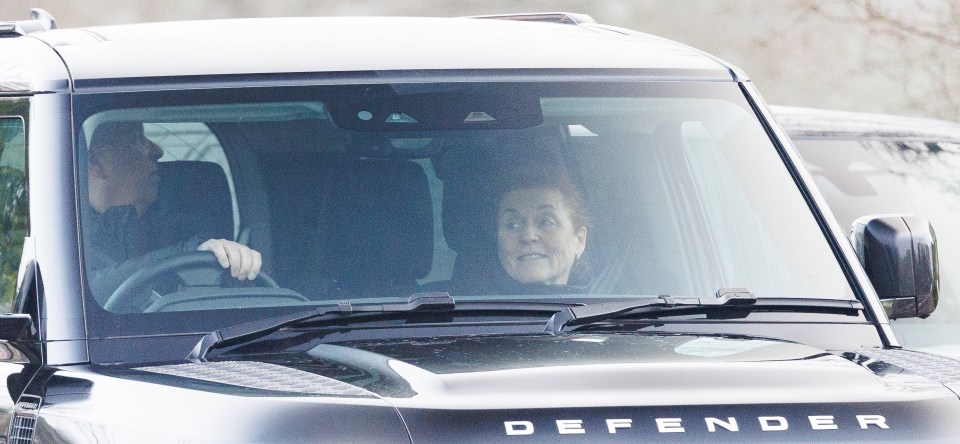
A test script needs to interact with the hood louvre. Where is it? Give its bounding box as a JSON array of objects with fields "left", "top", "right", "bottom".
[
  {"left": 854, "top": 348, "right": 960, "bottom": 385},
  {"left": 137, "top": 361, "right": 374, "bottom": 397}
]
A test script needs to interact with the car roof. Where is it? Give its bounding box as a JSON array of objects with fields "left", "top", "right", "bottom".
[
  {"left": 3, "top": 15, "right": 738, "bottom": 93},
  {"left": 771, "top": 105, "right": 960, "bottom": 143}
]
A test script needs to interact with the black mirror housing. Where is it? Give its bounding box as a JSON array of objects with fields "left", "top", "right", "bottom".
[
  {"left": 851, "top": 215, "right": 938, "bottom": 319},
  {"left": 0, "top": 313, "right": 32, "bottom": 341}
]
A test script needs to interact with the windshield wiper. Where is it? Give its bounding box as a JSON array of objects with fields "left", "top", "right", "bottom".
[
  {"left": 187, "top": 292, "right": 455, "bottom": 362},
  {"left": 543, "top": 288, "right": 863, "bottom": 335}
]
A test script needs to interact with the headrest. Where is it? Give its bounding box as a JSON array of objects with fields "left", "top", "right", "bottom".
[
  {"left": 438, "top": 125, "right": 568, "bottom": 255},
  {"left": 157, "top": 161, "right": 233, "bottom": 241},
  {"left": 325, "top": 158, "right": 433, "bottom": 295},
  {"left": 437, "top": 126, "right": 584, "bottom": 290}
]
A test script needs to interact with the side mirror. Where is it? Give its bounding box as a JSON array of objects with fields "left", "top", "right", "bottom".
[
  {"left": 851, "top": 215, "right": 938, "bottom": 319},
  {"left": 0, "top": 313, "right": 31, "bottom": 341}
]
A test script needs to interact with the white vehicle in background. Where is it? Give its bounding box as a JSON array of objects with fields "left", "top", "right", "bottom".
[{"left": 774, "top": 105, "right": 960, "bottom": 359}]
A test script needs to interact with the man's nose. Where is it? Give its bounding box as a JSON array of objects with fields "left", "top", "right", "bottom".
[{"left": 148, "top": 141, "right": 163, "bottom": 160}]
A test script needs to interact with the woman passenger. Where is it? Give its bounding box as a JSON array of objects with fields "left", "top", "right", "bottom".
[{"left": 494, "top": 169, "right": 590, "bottom": 289}]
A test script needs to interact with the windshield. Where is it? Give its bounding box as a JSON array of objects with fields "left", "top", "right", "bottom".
[
  {"left": 75, "top": 80, "right": 853, "bottom": 336},
  {"left": 794, "top": 136, "right": 960, "bottom": 356}
]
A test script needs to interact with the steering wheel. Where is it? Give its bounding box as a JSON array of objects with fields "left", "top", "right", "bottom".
[{"left": 103, "top": 251, "right": 279, "bottom": 312}]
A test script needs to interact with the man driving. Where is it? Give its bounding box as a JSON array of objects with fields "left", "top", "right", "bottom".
[{"left": 84, "top": 121, "right": 262, "bottom": 307}]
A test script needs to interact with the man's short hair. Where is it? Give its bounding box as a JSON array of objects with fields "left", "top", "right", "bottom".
[{"left": 88, "top": 122, "right": 148, "bottom": 161}]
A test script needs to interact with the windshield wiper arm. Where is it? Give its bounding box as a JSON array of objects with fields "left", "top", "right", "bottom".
[
  {"left": 187, "top": 292, "right": 455, "bottom": 362},
  {"left": 544, "top": 288, "right": 863, "bottom": 334}
]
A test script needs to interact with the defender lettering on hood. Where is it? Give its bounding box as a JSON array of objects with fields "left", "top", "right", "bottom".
[{"left": 504, "top": 414, "right": 889, "bottom": 435}]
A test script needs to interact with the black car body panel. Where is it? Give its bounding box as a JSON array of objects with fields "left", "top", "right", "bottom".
[{"left": 33, "top": 334, "right": 960, "bottom": 442}]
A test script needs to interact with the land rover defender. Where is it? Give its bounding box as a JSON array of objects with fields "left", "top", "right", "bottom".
[{"left": 0, "top": 9, "right": 957, "bottom": 443}]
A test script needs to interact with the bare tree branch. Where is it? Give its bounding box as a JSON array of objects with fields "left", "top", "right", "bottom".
[{"left": 861, "top": 0, "right": 960, "bottom": 48}]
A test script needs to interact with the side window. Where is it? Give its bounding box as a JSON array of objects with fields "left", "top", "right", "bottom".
[{"left": 0, "top": 118, "right": 28, "bottom": 311}]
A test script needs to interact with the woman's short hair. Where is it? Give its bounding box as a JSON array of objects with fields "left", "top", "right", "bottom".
[{"left": 493, "top": 163, "right": 590, "bottom": 231}]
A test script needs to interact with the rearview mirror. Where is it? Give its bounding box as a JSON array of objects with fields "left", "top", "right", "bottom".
[{"left": 850, "top": 215, "right": 938, "bottom": 319}]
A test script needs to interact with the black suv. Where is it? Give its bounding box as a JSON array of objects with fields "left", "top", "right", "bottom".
[{"left": 0, "top": 10, "right": 958, "bottom": 443}]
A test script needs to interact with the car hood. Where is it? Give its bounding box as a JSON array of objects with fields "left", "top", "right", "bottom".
[{"left": 125, "top": 332, "right": 960, "bottom": 442}]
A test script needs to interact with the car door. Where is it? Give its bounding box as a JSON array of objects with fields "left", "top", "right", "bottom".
[{"left": 0, "top": 97, "right": 39, "bottom": 443}]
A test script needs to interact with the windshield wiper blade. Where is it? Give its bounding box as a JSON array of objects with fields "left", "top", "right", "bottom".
[
  {"left": 544, "top": 288, "right": 863, "bottom": 334},
  {"left": 187, "top": 292, "right": 455, "bottom": 362}
]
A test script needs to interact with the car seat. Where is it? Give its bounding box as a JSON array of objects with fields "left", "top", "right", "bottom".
[
  {"left": 262, "top": 153, "right": 433, "bottom": 299},
  {"left": 437, "top": 125, "right": 585, "bottom": 294},
  {"left": 156, "top": 160, "right": 234, "bottom": 245},
  {"left": 324, "top": 158, "right": 434, "bottom": 297}
]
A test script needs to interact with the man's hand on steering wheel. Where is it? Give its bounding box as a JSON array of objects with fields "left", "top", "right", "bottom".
[
  {"left": 102, "top": 250, "right": 277, "bottom": 313},
  {"left": 198, "top": 239, "right": 262, "bottom": 281}
]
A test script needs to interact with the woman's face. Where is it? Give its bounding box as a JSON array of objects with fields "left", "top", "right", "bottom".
[{"left": 497, "top": 187, "right": 586, "bottom": 285}]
